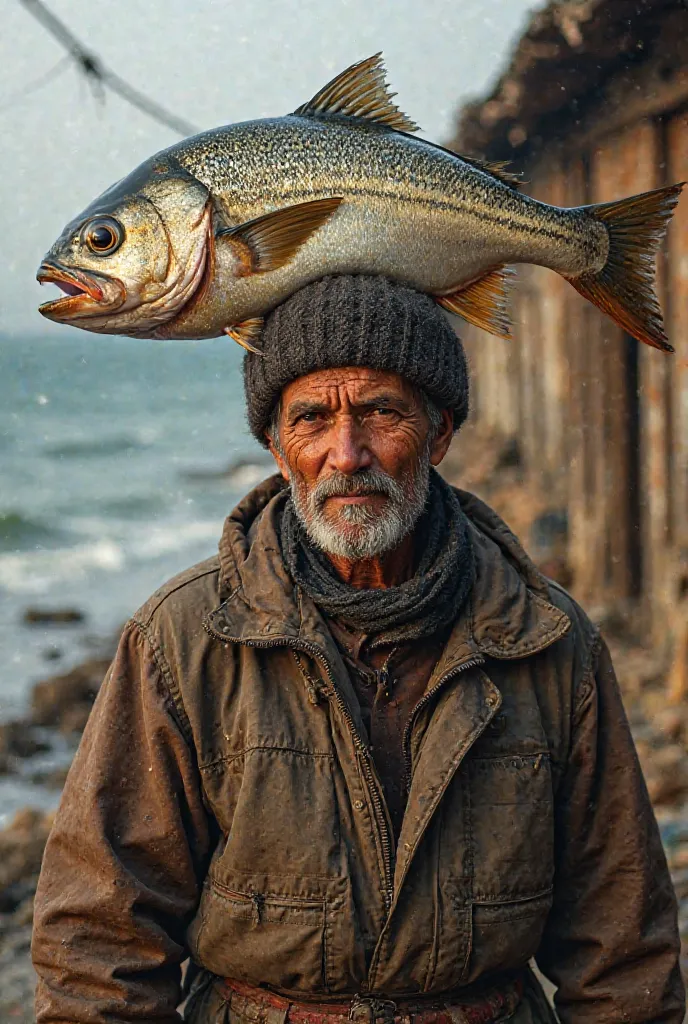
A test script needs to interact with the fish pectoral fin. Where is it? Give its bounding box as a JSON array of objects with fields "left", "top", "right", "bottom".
[
  {"left": 293, "top": 53, "right": 420, "bottom": 133},
  {"left": 224, "top": 318, "right": 265, "bottom": 354},
  {"left": 435, "top": 267, "right": 514, "bottom": 339},
  {"left": 218, "top": 197, "right": 343, "bottom": 274}
]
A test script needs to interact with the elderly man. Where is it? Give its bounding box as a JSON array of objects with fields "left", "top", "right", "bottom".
[{"left": 33, "top": 276, "right": 684, "bottom": 1023}]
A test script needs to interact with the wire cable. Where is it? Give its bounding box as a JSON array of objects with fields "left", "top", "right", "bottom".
[
  {"left": 17, "top": 0, "right": 199, "bottom": 136},
  {"left": 0, "top": 53, "right": 71, "bottom": 112}
]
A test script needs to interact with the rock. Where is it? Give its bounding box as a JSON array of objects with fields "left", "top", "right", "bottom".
[
  {"left": 651, "top": 707, "right": 687, "bottom": 745},
  {"left": 0, "top": 881, "right": 36, "bottom": 916},
  {"left": 645, "top": 745, "right": 688, "bottom": 806},
  {"left": 524, "top": 509, "right": 572, "bottom": 588},
  {"left": 0, "top": 812, "right": 53, "bottom": 1021},
  {"left": 0, "top": 809, "right": 53, "bottom": 892},
  {"left": 40, "top": 646, "right": 63, "bottom": 662},
  {"left": 30, "top": 658, "right": 110, "bottom": 734},
  {"left": 536, "top": 555, "right": 573, "bottom": 589},
  {"left": 530, "top": 509, "right": 568, "bottom": 550},
  {"left": 27, "top": 764, "right": 70, "bottom": 790},
  {"left": 180, "top": 457, "right": 273, "bottom": 485},
  {"left": 670, "top": 847, "right": 688, "bottom": 872},
  {"left": 0, "top": 722, "right": 51, "bottom": 761},
  {"left": 494, "top": 437, "right": 522, "bottom": 471},
  {"left": 634, "top": 739, "right": 656, "bottom": 781},
  {"left": 643, "top": 689, "right": 678, "bottom": 722},
  {"left": 56, "top": 704, "right": 91, "bottom": 735},
  {"left": 0, "top": 927, "right": 36, "bottom": 1024},
  {"left": 12, "top": 894, "right": 35, "bottom": 929},
  {"left": 23, "top": 607, "right": 85, "bottom": 626}
]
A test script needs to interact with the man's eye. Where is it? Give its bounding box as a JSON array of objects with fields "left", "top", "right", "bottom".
[
  {"left": 374, "top": 407, "right": 395, "bottom": 416},
  {"left": 298, "top": 412, "right": 320, "bottom": 423}
]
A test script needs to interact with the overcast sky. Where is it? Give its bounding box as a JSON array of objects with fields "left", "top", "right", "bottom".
[{"left": 0, "top": 0, "right": 539, "bottom": 333}]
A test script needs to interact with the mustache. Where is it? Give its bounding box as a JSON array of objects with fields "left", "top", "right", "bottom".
[{"left": 310, "top": 469, "right": 403, "bottom": 509}]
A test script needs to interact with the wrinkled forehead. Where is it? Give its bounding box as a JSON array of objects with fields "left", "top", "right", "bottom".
[{"left": 280, "top": 366, "right": 421, "bottom": 411}]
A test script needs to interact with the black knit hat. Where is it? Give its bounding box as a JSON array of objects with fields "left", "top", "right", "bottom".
[{"left": 243, "top": 275, "right": 470, "bottom": 446}]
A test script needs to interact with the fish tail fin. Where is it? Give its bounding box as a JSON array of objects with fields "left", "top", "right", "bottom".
[{"left": 571, "top": 182, "right": 685, "bottom": 352}]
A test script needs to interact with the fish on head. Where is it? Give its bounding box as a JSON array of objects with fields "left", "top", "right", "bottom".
[{"left": 37, "top": 53, "right": 685, "bottom": 353}]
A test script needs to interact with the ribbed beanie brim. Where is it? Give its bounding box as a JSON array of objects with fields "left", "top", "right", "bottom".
[{"left": 243, "top": 275, "right": 470, "bottom": 446}]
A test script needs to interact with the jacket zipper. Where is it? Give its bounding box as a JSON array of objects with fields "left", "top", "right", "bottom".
[
  {"left": 203, "top": 622, "right": 395, "bottom": 914},
  {"left": 366, "top": 652, "right": 489, "bottom": 990},
  {"left": 402, "top": 655, "right": 486, "bottom": 794}
]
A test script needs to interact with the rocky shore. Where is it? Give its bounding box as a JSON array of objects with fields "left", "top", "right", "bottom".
[
  {"left": 0, "top": 628, "right": 119, "bottom": 1022},
  {"left": 1, "top": 428, "right": 687, "bottom": 1020}
]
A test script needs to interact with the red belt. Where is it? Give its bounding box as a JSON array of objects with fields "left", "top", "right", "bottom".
[{"left": 220, "top": 976, "right": 524, "bottom": 1024}]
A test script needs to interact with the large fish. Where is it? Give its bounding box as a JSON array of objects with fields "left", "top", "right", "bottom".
[{"left": 38, "top": 54, "right": 684, "bottom": 353}]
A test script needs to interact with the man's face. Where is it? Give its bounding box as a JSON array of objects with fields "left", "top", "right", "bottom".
[{"left": 268, "top": 367, "right": 453, "bottom": 559}]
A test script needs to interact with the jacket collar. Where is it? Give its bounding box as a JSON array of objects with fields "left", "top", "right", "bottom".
[{"left": 206, "top": 475, "right": 570, "bottom": 661}]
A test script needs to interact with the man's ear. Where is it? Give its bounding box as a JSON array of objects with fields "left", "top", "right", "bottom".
[
  {"left": 265, "top": 431, "right": 290, "bottom": 482},
  {"left": 429, "top": 409, "right": 454, "bottom": 466}
]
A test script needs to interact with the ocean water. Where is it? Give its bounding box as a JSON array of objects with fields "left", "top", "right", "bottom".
[{"left": 0, "top": 330, "right": 270, "bottom": 723}]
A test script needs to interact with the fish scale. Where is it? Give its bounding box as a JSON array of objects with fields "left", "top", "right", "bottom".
[{"left": 37, "top": 52, "right": 684, "bottom": 353}]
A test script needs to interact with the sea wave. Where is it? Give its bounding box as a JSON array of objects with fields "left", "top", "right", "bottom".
[
  {"left": 43, "top": 434, "right": 151, "bottom": 459},
  {"left": 128, "top": 520, "right": 221, "bottom": 560},
  {"left": 55, "top": 493, "right": 167, "bottom": 522},
  {"left": 0, "top": 511, "right": 67, "bottom": 551},
  {"left": 0, "top": 519, "right": 222, "bottom": 594},
  {"left": 0, "top": 539, "right": 125, "bottom": 594}
]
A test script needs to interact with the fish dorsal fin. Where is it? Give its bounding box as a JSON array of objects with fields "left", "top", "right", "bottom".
[
  {"left": 219, "top": 197, "right": 343, "bottom": 273},
  {"left": 460, "top": 154, "right": 522, "bottom": 190},
  {"left": 293, "top": 53, "right": 420, "bottom": 133},
  {"left": 435, "top": 267, "right": 514, "bottom": 339}
]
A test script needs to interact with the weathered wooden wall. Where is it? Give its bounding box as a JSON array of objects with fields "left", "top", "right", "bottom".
[{"left": 462, "top": 103, "right": 688, "bottom": 643}]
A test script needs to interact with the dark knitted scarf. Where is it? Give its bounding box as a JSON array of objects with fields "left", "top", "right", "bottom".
[{"left": 280, "top": 470, "right": 475, "bottom": 644}]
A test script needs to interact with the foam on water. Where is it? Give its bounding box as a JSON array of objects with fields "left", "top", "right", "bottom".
[
  {"left": 0, "top": 329, "right": 264, "bottom": 727},
  {"left": 0, "top": 539, "right": 126, "bottom": 594}
]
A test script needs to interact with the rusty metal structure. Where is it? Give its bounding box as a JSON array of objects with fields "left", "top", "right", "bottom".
[{"left": 450, "top": 0, "right": 688, "bottom": 655}]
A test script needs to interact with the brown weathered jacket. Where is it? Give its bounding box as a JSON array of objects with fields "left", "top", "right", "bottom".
[{"left": 32, "top": 478, "right": 685, "bottom": 1023}]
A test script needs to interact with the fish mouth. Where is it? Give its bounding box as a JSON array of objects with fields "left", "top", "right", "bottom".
[{"left": 37, "top": 261, "right": 125, "bottom": 321}]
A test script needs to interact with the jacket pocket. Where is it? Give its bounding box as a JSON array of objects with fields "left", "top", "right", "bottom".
[
  {"left": 468, "top": 752, "right": 554, "bottom": 900},
  {"left": 187, "top": 877, "right": 328, "bottom": 993},
  {"left": 468, "top": 889, "right": 553, "bottom": 981}
]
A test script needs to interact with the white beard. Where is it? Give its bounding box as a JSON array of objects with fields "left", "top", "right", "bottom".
[{"left": 289, "top": 458, "right": 431, "bottom": 560}]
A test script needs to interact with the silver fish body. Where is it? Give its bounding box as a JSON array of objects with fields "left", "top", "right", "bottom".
[
  {"left": 37, "top": 54, "right": 683, "bottom": 351},
  {"left": 160, "top": 114, "right": 606, "bottom": 338}
]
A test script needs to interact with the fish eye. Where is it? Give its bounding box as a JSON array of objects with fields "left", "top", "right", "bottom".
[{"left": 82, "top": 216, "right": 124, "bottom": 256}]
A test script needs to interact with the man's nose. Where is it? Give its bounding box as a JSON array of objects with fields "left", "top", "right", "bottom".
[{"left": 327, "top": 418, "right": 372, "bottom": 475}]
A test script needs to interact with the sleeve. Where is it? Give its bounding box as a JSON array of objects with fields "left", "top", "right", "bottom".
[
  {"left": 536, "top": 634, "right": 686, "bottom": 1023},
  {"left": 32, "top": 619, "right": 213, "bottom": 1024}
]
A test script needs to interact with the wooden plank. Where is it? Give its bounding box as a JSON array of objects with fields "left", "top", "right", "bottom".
[
  {"left": 537, "top": 161, "right": 570, "bottom": 487},
  {"left": 452, "top": 109, "right": 682, "bottom": 644},
  {"left": 506, "top": 273, "right": 525, "bottom": 438},
  {"left": 510, "top": 161, "right": 569, "bottom": 490},
  {"left": 566, "top": 58, "right": 688, "bottom": 157},
  {"left": 513, "top": 276, "right": 531, "bottom": 453},
  {"left": 666, "top": 112, "right": 688, "bottom": 559},
  {"left": 588, "top": 125, "right": 657, "bottom": 605},
  {"left": 564, "top": 156, "right": 595, "bottom": 604},
  {"left": 571, "top": 145, "right": 619, "bottom": 604},
  {"left": 626, "top": 122, "right": 673, "bottom": 637},
  {"left": 664, "top": 110, "right": 688, "bottom": 690}
]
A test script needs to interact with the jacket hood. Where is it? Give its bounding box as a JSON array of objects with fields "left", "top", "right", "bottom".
[{"left": 208, "top": 474, "right": 570, "bottom": 660}]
